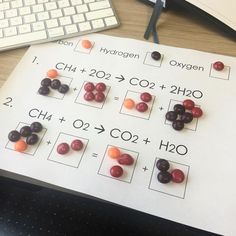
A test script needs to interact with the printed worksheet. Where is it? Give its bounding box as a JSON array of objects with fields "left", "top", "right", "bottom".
[{"left": 0, "top": 34, "right": 235, "bottom": 236}]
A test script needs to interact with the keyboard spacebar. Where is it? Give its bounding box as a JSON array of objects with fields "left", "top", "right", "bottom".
[{"left": 0, "top": 31, "right": 47, "bottom": 48}]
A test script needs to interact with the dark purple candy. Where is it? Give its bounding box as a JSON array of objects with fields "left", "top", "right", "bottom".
[
  {"left": 20, "top": 126, "right": 32, "bottom": 137},
  {"left": 38, "top": 86, "right": 50, "bottom": 95},
  {"left": 26, "top": 133, "right": 39, "bottom": 145},
  {"left": 8, "top": 130, "right": 21, "bottom": 142},
  {"left": 41, "top": 78, "right": 51, "bottom": 87},
  {"left": 50, "top": 79, "right": 61, "bottom": 89}
]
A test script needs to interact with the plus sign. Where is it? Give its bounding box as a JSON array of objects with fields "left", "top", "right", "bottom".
[
  {"left": 159, "top": 84, "right": 166, "bottom": 90},
  {"left": 73, "top": 87, "right": 77, "bottom": 91},
  {"left": 143, "top": 166, "right": 148, "bottom": 171},
  {"left": 59, "top": 117, "right": 66, "bottom": 123},
  {"left": 159, "top": 107, "right": 164, "bottom": 111},
  {"left": 143, "top": 138, "right": 150, "bottom": 144},
  {"left": 47, "top": 140, "right": 51, "bottom": 145},
  {"left": 80, "top": 68, "right": 86, "bottom": 73}
]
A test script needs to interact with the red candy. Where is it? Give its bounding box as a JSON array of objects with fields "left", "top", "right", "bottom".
[
  {"left": 183, "top": 99, "right": 195, "bottom": 110},
  {"left": 71, "top": 139, "right": 83, "bottom": 151},
  {"left": 140, "top": 92, "right": 152, "bottom": 102},
  {"left": 94, "top": 92, "right": 105, "bottom": 102},
  {"left": 84, "top": 82, "right": 95, "bottom": 92},
  {"left": 136, "top": 102, "right": 148, "bottom": 112},
  {"left": 57, "top": 143, "right": 70, "bottom": 155},
  {"left": 84, "top": 91, "right": 95, "bottom": 101},
  {"left": 95, "top": 82, "right": 106, "bottom": 92},
  {"left": 118, "top": 154, "right": 134, "bottom": 165},
  {"left": 191, "top": 107, "right": 203, "bottom": 118},
  {"left": 171, "top": 169, "right": 185, "bottom": 183},
  {"left": 110, "top": 165, "right": 123, "bottom": 178},
  {"left": 213, "top": 61, "right": 224, "bottom": 71}
]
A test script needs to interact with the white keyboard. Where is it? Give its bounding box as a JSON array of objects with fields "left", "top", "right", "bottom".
[{"left": 0, "top": 0, "right": 119, "bottom": 51}]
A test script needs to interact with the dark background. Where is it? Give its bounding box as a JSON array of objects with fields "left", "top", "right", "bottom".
[{"left": 0, "top": 176, "right": 220, "bottom": 236}]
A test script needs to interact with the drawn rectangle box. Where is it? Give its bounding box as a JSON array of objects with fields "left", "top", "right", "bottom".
[
  {"left": 165, "top": 99, "right": 199, "bottom": 131},
  {"left": 48, "top": 132, "right": 88, "bottom": 168},
  {"left": 98, "top": 145, "right": 139, "bottom": 183},
  {"left": 5, "top": 122, "right": 47, "bottom": 156},
  {"left": 74, "top": 39, "right": 94, "bottom": 54},
  {"left": 120, "top": 90, "right": 155, "bottom": 120},
  {"left": 209, "top": 64, "right": 230, "bottom": 80},
  {"left": 149, "top": 158, "right": 190, "bottom": 199},
  {"left": 143, "top": 52, "right": 164, "bottom": 67},
  {"left": 74, "top": 81, "right": 110, "bottom": 109}
]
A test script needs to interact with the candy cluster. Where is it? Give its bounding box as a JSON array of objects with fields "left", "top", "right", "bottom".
[
  {"left": 83, "top": 82, "right": 107, "bottom": 102},
  {"left": 107, "top": 146, "right": 134, "bottom": 178},
  {"left": 38, "top": 69, "right": 69, "bottom": 96},
  {"left": 8, "top": 122, "right": 43, "bottom": 152},
  {"left": 57, "top": 139, "right": 84, "bottom": 155},
  {"left": 156, "top": 159, "right": 185, "bottom": 184},
  {"left": 165, "top": 99, "right": 203, "bottom": 131},
  {"left": 123, "top": 92, "right": 152, "bottom": 112}
]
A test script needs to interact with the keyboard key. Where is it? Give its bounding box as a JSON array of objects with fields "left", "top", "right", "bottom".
[
  {"left": 32, "top": 21, "right": 45, "bottom": 31},
  {"left": 48, "top": 27, "right": 64, "bottom": 38},
  {"left": 0, "top": 11, "right": 4, "bottom": 20},
  {"left": 32, "top": 4, "right": 44, "bottom": 13},
  {"left": 37, "top": 11, "right": 49, "bottom": 21},
  {"left": 0, "top": 30, "right": 47, "bottom": 48},
  {"left": 105, "top": 16, "right": 117, "bottom": 26},
  {"left": 63, "top": 6, "right": 76, "bottom": 16},
  {"left": 85, "top": 8, "right": 113, "bottom": 20},
  {"left": 5, "top": 9, "right": 18, "bottom": 18},
  {"left": 24, "top": 14, "right": 36, "bottom": 23},
  {"left": 46, "top": 19, "right": 58, "bottom": 28},
  {"left": 18, "top": 24, "right": 31, "bottom": 34},
  {"left": 76, "top": 4, "right": 88, "bottom": 13},
  {"left": 78, "top": 21, "right": 91, "bottom": 31},
  {"left": 72, "top": 14, "right": 85, "bottom": 23},
  {"left": 65, "top": 24, "right": 78, "bottom": 34},
  {"left": 50, "top": 9, "right": 63, "bottom": 18},
  {"left": 59, "top": 16, "right": 72, "bottom": 26},
  {"left": 0, "top": 2, "right": 10, "bottom": 11},
  {"left": 0, "top": 19, "right": 9, "bottom": 29},
  {"left": 45, "top": 2, "right": 57, "bottom": 11},
  {"left": 58, "top": 0, "right": 70, "bottom": 8},
  {"left": 89, "top": 0, "right": 110, "bottom": 11},
  {"left": 92, "top": 19, "right": 104, "bottom": 29},
  {"left": 24, "top": 0, "right": 36, "bottom": 6},
  {"left": 10, "top": 16, "right": 23, "bottom": 26},
  {"left": 19, "top": 6, "right": 31, "bottom": 15},
  {"left": 4, "top": 26, "right": 17, "bottom": 37},
  {"left": 71, "top": 0, "right": 82, "bottom": 5},
  {"left": 11, "top": 0, "right": 23, "bottom": 9}
]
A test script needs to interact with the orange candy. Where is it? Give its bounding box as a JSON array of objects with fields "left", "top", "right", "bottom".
[
  {"left": 14, "top": 140, "right": 27, "bottom": 152},
  {"left": 47, "top": 69, "right": 58, "bottom": 78},
  {"left": 108, "top": 147, "right": 121, "bottom": 159},
  {"left": 123, "top": 98, "right": 135, "bottom": 109},
  {"left": 82, "top": 39, "right": 92, "bottom": 49}
]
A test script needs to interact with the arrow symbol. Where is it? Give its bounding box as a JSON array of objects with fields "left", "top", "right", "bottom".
[
  {"left": 94, "top": 124, "right": 105, "bottom": 134},
  {"left": 115, "top": 75, "right": 125, "bottom": 82}
]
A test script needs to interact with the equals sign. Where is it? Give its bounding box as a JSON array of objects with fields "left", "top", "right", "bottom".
[
  {"left": 92, "top": 153, "right": 98, "bottom": 157},
  {"left": 114, "top": 97, "right": 119, "bottom": 100}
]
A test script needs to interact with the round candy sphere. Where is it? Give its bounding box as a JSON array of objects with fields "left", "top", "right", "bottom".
[
  {"left": 213, "top": 61, "right": 224, "bottom": 71},
  {"left": 110, "top": 165, "right": 123, "bottom": 178},
  {"left": 71, "top": 139, "right": 83, "bottom": 151},
  {"left": 57, "top": 143, "right": 70, "bottom": 155}
]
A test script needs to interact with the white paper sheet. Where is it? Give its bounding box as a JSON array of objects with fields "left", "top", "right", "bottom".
[{"left": 0, "top": 34, "right": 236, "bottom": 236}]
